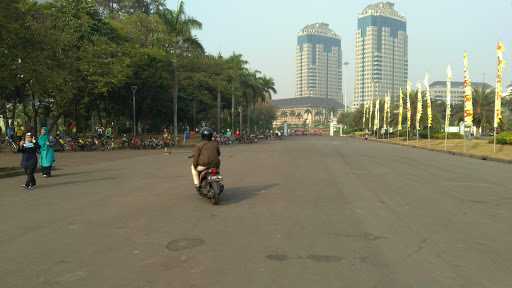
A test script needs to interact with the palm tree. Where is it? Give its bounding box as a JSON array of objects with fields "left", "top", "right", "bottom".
[
  {"left": 473, "top": 87, "right": 495, "bottom": 135},
  {"left": 226, "top": 54, "right": 247, "bottom": 132},
  {"left": 239, "top": 70, "right": 259, "bottom": 132},
  {"left": 258, "top": 75, "right": 276, "bottom": 103},
  {"left": 296, "top": 112, "right": 303, "bottom": 122},
  {"left": 159, "top": 1, "right": 203, "bottom": 143},
  {"left": 326, "top": 106, "right": 337, "bottom": 122},
  {"left": 315, "top": 110, "right": 323, "bottom": 124},
  {"left": 280, "top": 110, "right": 288, "bottom": 121},
  {"left": 289, "top": 110, "right": 296, "bottom": 121},
  {"left": 304, "top": 108, "right": 312, "bottom": 123},
  {"left": 239, "top": 70, "right": 276, "bottom": 132}
]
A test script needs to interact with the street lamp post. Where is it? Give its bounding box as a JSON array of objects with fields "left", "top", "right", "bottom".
[
  {"left": 131, "top": 86, "right": 137, "bottom": 137},
  {"left": 343, "top": 61, "right": 350, "bottom": 112}
]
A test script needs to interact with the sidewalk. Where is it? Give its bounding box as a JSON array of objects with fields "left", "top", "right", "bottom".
[
  {"left": 0, "top": 148, "right": 189, "bottom": 178},
  {"left": 368, "top": 137, "right": 512, "bottom": 163}
]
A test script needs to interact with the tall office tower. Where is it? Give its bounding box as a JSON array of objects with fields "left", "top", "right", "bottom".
[
  {"left": 296, "top": 23, "right": 343, "bottom": 104},
  {"left": 354, "top": 2, "right": 407, "bottom": 108}
]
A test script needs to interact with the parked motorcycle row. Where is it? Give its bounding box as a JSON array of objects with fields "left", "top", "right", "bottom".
[
  {"left": 2, "top": 134, "right": 174, "bottom": 153},
  {"left": 2, "top": 132, "right": 279, "bottom": 153},
  {"left": 213, "top": 133, "right": 276, "bottom": 145}
]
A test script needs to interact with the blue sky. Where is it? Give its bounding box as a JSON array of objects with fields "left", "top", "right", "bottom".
[{"left": 168, "top": 0, "right": 512, "bottom": 102}]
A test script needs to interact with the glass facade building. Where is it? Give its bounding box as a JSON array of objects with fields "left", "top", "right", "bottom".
[
  {"left": 354, "top": 2, "right": 407, "bottom": 108},
  {"left": 296, "top": 23, "right": 343, "bottom": 104}
]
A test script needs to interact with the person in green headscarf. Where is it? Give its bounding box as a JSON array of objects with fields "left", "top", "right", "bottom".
[{"left": 38, "top": 127, "right": 56, "bottom": 177}]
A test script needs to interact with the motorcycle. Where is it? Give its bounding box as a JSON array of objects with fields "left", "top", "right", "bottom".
[
  {"left": 189, "top": 155, "right": 224, "bottom": 205},
  {"left": 4, "top": 137, "right": 18, "bottom": 153},
  {"left": 197, "top": 167, "right": 224, "bottom": 205}
]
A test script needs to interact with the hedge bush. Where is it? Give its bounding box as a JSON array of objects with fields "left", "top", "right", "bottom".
[
  {"left": 412, "top": 130, "right": 464, "bottom": 139},
  {"left": 493, "top": 132, "right": 512, "bottom": 145},
  {"left": 431, "top": 132, "right": 464, "bottom": 140}
]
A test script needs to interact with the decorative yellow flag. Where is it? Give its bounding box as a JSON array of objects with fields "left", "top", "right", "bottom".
[
  {"left": 424, "top": 74, "right": 432, "bottom": 128},
  {"left": 406, "top": 81, "right": 412, "bottom": 130},
  {"left": 446, "top": 65, "right": 453, "bottom": 132},
  {"left": 495, "top": 42, "right": 505, "bottom": 128},
  {"left": 398, "top": 88, "right": 404, "bottom": 131},
  {"left": 463, "top": 52, "right": 473, "bottom": 128},
  {"left": 416, "top": 83, "right": 423, "bottom": 131}
]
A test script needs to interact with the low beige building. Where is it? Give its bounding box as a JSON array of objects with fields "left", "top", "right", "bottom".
[
  {"left": 272, "top": 97, "right": 344, "bottom": 128},
  {"left": 430, "top": 81, "right": 493, "bottom": 104}
]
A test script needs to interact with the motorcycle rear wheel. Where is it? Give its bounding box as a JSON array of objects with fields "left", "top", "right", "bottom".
[{"left": 209, "top": 182, "right": 221, "bottom": 205}]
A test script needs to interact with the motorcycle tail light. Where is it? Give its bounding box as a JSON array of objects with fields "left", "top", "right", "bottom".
[{"left": 210, "top": 168, "right": 218, "bottom": 176}]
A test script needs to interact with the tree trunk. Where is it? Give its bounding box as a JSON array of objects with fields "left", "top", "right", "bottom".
[
  {"left": 48, "top": 113, "right": 63, "bottom": 134},
  {"left": 252, "top": 102, "right": 256, "bottom": 132},
  {"left": 173, "top": 62, "right": 178, "bottom": 144},
  {"left": 74, "top": 99, "right": 78, "bottom": 134},
  {"left": 247, "top": 104, "right": 251, "bottom": 134},
  {"left": 30, "top": 89, "right": 38, "bottom": 136},
  {"left": 192, "top": 99, "right": 197, "bottom": 129},
  {"left": 217, "top": 87, "right": 221, "bottom": 132},
  {"left": 98, "top": 100, "right": 104, "bottom": 128},
  {"left": 11, "top": 101, "right": 16, "bottom": 128},
  {"left": 239, "top": 106, "right": 242, "bottom": 135},
  {"left": 231, "top": 84, "right": 235, "bottom": 132},
  {"left": 32, "top": 106, "right": 38, "bottom": 135}
]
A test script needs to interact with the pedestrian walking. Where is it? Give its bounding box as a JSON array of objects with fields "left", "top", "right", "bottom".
[
  {"left": 183, "top": 127, "right": 190, "bottom": 145},
  {"left": 19, "top": 132, "right": 39, "bottom": 190},
  {"left": 235, "top": 129, "right": 241, "bottom": 143},
  {"left": 163, "top": 128, "right": 171, "bottom": 154},
  {"left": 38, "top": 127, "right": 56, "bottom": 177},
  {"left": 7, "top": 121, "right": 15, "bottom": 140}
]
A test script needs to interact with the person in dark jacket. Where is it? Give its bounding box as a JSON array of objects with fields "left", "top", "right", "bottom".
[
  {"left": 19, "top": 132, "right": 40, "bottom": 190},
  {"left": 191, "top": 128, "right": 220, "bottom": 191}
]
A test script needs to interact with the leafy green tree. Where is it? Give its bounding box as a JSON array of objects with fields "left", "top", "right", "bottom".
[{"left": 0, "top": 0, "right": 276, "bottom": 138}]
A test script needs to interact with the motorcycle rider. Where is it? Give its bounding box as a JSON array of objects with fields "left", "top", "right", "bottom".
[{"left": 191, "top": 128, "right": 221, "bottom": 192}]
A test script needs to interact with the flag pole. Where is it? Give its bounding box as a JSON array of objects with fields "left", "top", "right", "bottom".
[
  {"left": 494, "top": 127, "right": 497, "bottom": 153},
  {"left": 406, "top": 81, "right": 411, "bottom": 144},
  {"left": 445, "top": 66, "right": 452, "bottom": 151},
  {"left": 387, "top": 94, "right": 391, "bottom": 141}
]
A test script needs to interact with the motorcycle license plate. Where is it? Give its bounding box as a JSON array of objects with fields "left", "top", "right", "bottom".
[{"left": 209, "top": 176, "right": 223, "bottom": 181}]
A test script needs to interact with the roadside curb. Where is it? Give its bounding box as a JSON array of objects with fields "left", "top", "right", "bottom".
[{"left": 350, "top": 136, "right": 512, "bottom": 165}]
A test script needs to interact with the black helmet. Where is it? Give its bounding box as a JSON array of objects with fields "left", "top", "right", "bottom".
[{"left": 200, "top": 128, "right": 214, "bottom": 141}]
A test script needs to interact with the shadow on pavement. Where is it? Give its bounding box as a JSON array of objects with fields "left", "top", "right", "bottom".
[
  {"left": 221, "top": 184, "right": 279, "bottom": 205},
  {"left": 49, "top": 169, "right": 110, "bottom": 178},
  {"left": 0, "top": 167, "right": 24, "bottom": 179},
  {"left": 38, "top": 177, "right": 117, "bottom": 189}
]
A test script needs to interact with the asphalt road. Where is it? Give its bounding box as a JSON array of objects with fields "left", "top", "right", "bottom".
[{"left": 1, "top": 137, "right": 512, "bottom": 288}]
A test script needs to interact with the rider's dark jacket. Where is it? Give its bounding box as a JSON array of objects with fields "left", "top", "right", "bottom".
[{"left": 192, "top": 140, "right": 220, "bottom": 169}]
